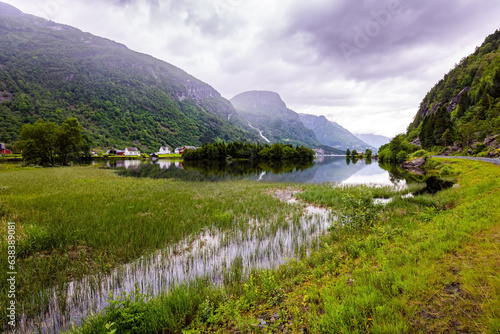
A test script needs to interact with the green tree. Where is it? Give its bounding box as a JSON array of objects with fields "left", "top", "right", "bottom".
[
  {"left": 364, "top": 149, "right": 372, "bottom": 159},
  {"left": 16, "top": 118, "right": 87, "bottom": 166},
  {"left": 396, "top": 150, "right": 408, "bottom": 163},
  {"left": 346, "top": 148, "right": 351, "bottom": 157},
  {"left": 16, "top": 119, "right": 58, "bottom": 166},
  {"left": 282, "top": 146, "right": 296, "bottom": 160},
  {"left": 55, "top": 118, "right": 84, "bottom": 164}
]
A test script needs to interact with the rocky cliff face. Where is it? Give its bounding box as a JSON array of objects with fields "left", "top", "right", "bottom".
[
  {"left": 230, "top": 91, "right": 321, "bottom": 147},
  {"left": 231, "top": 91, "right": 287, "bottom": 114},
  {"left": 177, "top": 79, "right": 221, "bottom": 101},
  {"left": 415, "top": 86, "right": 472, "bottom": 120},
  {"left": 447, "top": 86, "right": 471, "bottom": 113}
]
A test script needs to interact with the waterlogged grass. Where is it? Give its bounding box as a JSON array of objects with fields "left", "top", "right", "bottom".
[
  {"left": 297, "top": 182, "right": 425, "bottom": 206},
  {"left": 64, "top": 158, "right": 500, "bottom": 333},
  {"left": 0, "top": 166, "right": 301, "bottom": 328}
]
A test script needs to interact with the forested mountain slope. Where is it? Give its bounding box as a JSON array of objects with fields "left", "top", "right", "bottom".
[
  {"left": 407, "top": 29, "right": 500, "bottom": 150},
  {"left": 0, "top": 2, "right": 256, "bottom": 150},
  {"left": 379, "top": 29, "right": 500, "bottom": 161}
]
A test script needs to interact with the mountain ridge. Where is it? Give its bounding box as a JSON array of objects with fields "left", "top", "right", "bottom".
[
  {"left": 298, "top": 113, "right": 375, "bottom": 152},
  {"left": 230, "top": 91, "right": 322, "bottom": 148},
  {"left": 354, "top": 133, "right": 391, "bottom": 149},
  {"left": 0, "top": 2, "right": 257, "bottom": 150}
]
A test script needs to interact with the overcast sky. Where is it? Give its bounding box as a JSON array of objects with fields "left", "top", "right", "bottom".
[{"left": 4, "top": 0, "right": 500, "bottom": 137}]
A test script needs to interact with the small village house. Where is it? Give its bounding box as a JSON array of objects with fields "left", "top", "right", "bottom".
[
  {"left": 0, "top": 143, "right": 12, "bottom": 155},
  {"left": 175, "top": 146, "right": 196, "bottom": 155},
  {"left": 105, "top": 149, "right": 124, "bottom": 156},
  {"left": 124, "top": 147, "right": 140, "bottom": 156},
  {"left": 156, "top": 146, "right": 171, "bottom": 155}
]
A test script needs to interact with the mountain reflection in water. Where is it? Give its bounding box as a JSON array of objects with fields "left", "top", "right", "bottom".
[{"left": 103, "top": 156, "right": 415, "bottom": 186}]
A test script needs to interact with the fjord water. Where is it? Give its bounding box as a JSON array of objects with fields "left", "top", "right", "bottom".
[
  {"left": 106, "top": 156, "right": 411, "bottom": 186},
  {"left": 16, "top": 157, "right": 413, "bottom": 333}
]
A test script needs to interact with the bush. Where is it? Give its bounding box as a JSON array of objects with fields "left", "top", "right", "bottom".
[
  {"left": 439, "top": 164, "right": 455, "bottom": 176},
  {"left": 333, "top": 188, "right": 379, "bottom": 229},
  {"left": 412, "top": 149, "right": 428, "bottom": 158},
  {"left": 396, "top": 150, "right": 408, "bottom": 163},
  {"left": 472, "top": 143, "right": 487, "bottom": 155},
  {"left": 102, "top": 284, "right": 150, "bottom": 333}
]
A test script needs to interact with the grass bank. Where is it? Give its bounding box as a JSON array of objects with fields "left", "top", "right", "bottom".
[{"left": 65, "top": 158, "right": 499, "bottom": 333}]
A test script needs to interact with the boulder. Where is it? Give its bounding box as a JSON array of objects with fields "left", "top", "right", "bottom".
[
  {"left": 449, "top": 144, "right": 461, "bottom": 153},
  {"left": 485, "top": 134, "right": 499, "bottom": 147},
  {"left": 401, "top": 157, "right": 426, "bottom": 175},
  {"left": 447, "top": 86, "right": 471, "bottom": 113},
  {"left": 411, "top": 138, "right": 421, "bottom": 146}
]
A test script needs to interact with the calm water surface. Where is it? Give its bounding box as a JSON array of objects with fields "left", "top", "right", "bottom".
[{"left": 102, "top": 156, "right": 417, "bottom": 186}]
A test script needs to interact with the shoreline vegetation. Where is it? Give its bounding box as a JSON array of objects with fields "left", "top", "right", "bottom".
[
  {"left": 0, "top": 158, "right": 498, "bottom": 332},
  {"left": 182, "top": 141, "right": 315, "bottom": 162}
]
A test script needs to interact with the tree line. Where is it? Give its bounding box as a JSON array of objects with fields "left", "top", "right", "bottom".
[
  {"left": 345, "top": 148, "right": 372, "bottom": 159},
  {"left": 182, "top": 141, "right": 315, "bottom": 162}
]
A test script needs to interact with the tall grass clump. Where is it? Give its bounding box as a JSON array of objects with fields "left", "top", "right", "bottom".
[{"left": 70, "top": 280, "right": 222, "bottom": 334}]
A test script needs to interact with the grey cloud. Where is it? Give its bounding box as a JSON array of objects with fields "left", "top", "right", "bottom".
[
  {"left": 279, "top": 0, "right": 500, "bottom": 80},
  {"left": 11, "top": 0, "right": 500, "bottom": 137}
]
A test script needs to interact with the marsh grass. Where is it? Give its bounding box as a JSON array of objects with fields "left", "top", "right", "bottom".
[
  {"left": 0, "top": 166, "right": 300, "bottom": 329},
  {"left": 63, "top": 158, "right": 500, "bottom": 334}
]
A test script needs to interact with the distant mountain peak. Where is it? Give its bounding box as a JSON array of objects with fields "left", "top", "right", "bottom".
[
  {"left": 230, "top": 90, "right": 287, "bottom": 113},
  {"left": 0, "top": 1, "right": 22, "bottom": 16},
  {"left": 354, "top": 134, "right": 391, "bottom": 149},
  {"left": 298, "top": 114, "right": 375, "bottom": 151},
  {"left": 230, "top": 90, "right": 323, "bottom": 148}
]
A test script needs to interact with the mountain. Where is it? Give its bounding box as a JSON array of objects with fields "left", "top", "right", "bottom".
[
  {"left": 380, "top": 29, "right": 500, "bottom": 161},
  {"left": 405, "top": 29, "right": 500, "bottom": 151},
  {"left": 298, "top": 114, "right": 375, "bottom": 152},
  {"left": 354, "top": 134, "right": 391, "bottom": 149},
  {"left": 0, "top": 2, "right": 257, "bottom": 150},
  {"left": 230, "top": 91, "right": 321, "bottom": 148}
]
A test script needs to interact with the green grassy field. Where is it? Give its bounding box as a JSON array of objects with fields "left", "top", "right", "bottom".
[{"left": 1, "top": 158, "right": 499, "bottom": 333}]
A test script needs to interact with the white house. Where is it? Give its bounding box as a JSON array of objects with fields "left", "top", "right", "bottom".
[
  {"left": 156, "top": 146, "right": 171, "bottom": 155},
  {"left": 124, "top": 147, "right": 140, "bottom": 156}
]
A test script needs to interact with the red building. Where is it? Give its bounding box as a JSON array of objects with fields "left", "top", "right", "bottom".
[{"left": 0, "top": 143, "right": 11, "bottom": 155}]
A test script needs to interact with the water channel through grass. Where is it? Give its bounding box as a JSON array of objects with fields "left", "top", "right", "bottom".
[{"left": 15, "top": 190, "right": 333, "bottom": 333}]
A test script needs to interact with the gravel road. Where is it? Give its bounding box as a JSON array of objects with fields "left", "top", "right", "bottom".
[{"left": 432, "top": 156, "right": 500, "bottom": 166}]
